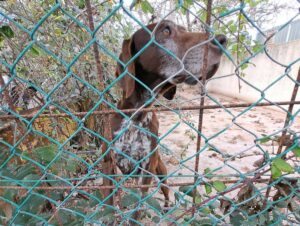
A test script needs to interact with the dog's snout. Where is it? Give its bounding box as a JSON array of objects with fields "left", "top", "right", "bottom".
[{"left": 213, "top": 34, "right": 227, "bottom": 47}]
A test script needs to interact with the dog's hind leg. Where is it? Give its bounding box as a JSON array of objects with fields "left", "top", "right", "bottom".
[
  {"left": 128, "top": 156, "right": 158, "bottom": 225},
  {"left": 141, "top": 153, "right": 170, "bottom": 208},
  {"left": 141, "top": 154, "right": 158, "bottom": 195},
  {"left": 156, "top": 154, "right": 170, "bottom": 207}
]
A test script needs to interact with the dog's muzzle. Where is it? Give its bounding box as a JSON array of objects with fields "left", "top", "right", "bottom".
[{"left": 184, "top": 34, "right": 227, "bottom": 85}]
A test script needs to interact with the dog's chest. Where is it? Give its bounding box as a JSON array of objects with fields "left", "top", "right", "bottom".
[{"left": 113, "top": 113, "right": 153, "bottom": 174}]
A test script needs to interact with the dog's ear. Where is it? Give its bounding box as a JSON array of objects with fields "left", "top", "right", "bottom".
[
  {"left": 206, "top": 63, "right": 220, "bottom": 80},
  {"left": 116, "top": 38, "right": 136, "bottom": 99},
  {"left": 162, "top": 83, "right": 177, "bottom": 100}
]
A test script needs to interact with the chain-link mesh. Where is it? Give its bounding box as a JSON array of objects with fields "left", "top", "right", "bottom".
[{"left": 0, "top": 0, "right": 300, "bottom": 225}]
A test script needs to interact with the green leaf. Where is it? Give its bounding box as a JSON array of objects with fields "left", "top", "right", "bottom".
[
  {"left": 194, "top": 218, "right": 213, "bottom": 226},
  {"left": 179, "top": 185, "right": 200, "bottom": 197},
  {"left": 49, "top": 191, "right": 62, "bottom": 201},
  {"left": 231, "top": 43, "right": 238, "bottom": 52},
  {"left": 30, "top": 46, "right": 40, "bottom": 56},
  {"left": 185, "top": 0, "right": 193, "bottom": 5},
  {"left": 198, "top": 11, "right": 207, "bottom": 22},
  {"left": 258, "top": 214, "right": 267, "bottom": 225},
  {"left": 15, "top": 164, "right": 36, "bottom": 180},
  {"left": 65, "top": 158, "right": 79, "bottom": 173},
  {"left": 152, "top": 216, "right": 160, "bottom": 223},
  {"left": 141, "top": 0, "right": 154, "bottom": 13},
  {"left": 54, "top": 15, "right": 64, "bottom": 21},
  {"left": 89, "top": 190, "right": 103, "bottom": 206},
  {"left": 272, "top": 208, "right": 283, "bottom": 225},
  {"left": 21, "top": 194, "right": 45, "bottom": 212},
  {"left": 248, "top": 0, "right": 259, "bottom": 7},
  {"left": 3, "top": 190, "right": 16, "bottom": 202},
  {"left": 22, "top": 174, "right": 40, "bottom": 187},
  {"left": 212, "top": 181, "right": 226, "bottom": 192},
  {"left": 184, "top": 216, "right": 191, "bottom": 222},
  {"left": 253, "top": 43, "right": 263, "bottom": 53},
  {"left": 33, "top": 144, "right": 57, "bottom": 164},
  {"left": 259, "top": 134, "right": 272, "bottom": 144},
  {"left": 204, "top": 183, "right": 212, "bottom": 194},
  {"left": 55, "top": 209, "right": 82, "bottom": 225},
  {"left": 272, "top": 158, "right": 294, "bottom": 173},
  {"left": 146, "top": 197, "right": 162, "bottom": 212},
  {"left": 128, "top": 188, "right": 142, "bottom": 197},
  {"left": 200, "top": 207, "right": 211, "bottom": 214},
  {"left": 240, "top": 63, "right": 248, "bottom": 70},
  {"left": 0, "top": 38, "right": 4, "bottom": 47},
  {"left": 76, "top": 0, "right": 85, "bottom": 9},
  {"left": 271, "top": 164, "right": 282, "bottom": 179},
  {"left": 230, "top": 212, "right": 245, "bottom": 226},
  {"left": 75, "top": 199, "right": 91, "bottom": 214},
  {"left": 204, "top": 168, "right": 213, "bottom": 178},
  {"left": 275, "top": 200, "right": 288, "bottom": 208},
  {"left": 229, "top": 24, "right": 238, "bottom": 33},
  {"left": 292, "top": 146, "right": 300, "bottom": 157},
  {"left": 0, "top": 26, "right": 14, "bottom": 38},
  {"left": 195, "top": 195, "right": 202, "bottom": 204},
  {"left": 97, "top": 206, "right": 115, "bottom": 218},
  {"left": 120, "top": 193, "right": 141, "bottom": 208},
  {"left": 54, "top": 28, "right": 63, "bottom": 36}
]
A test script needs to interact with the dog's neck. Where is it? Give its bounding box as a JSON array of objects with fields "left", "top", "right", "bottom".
[
  {"left": 119, "top": 61, "right": 165, "bottom": 109},
  {"left": 119, "top": 76, "right": 164, "bottom": 109}
]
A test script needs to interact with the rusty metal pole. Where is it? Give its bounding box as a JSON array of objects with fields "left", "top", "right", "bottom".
[
  {"left": 0, "top": 101, "right": 300, "bottom": 120},
  {"left": 277, "top": 66, "right": 300, "bottom": 154},
  {"left": 193, "top": 0, "right": 213, "bottom": 210}
]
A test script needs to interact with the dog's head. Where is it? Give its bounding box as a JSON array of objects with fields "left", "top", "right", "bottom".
[{"left": 116, "top": 20, "right": 227, "bottom": 99}]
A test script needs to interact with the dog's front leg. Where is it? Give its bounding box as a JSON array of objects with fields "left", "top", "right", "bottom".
[{"left": 141, "top": 153, "right": 159, "bottom": 195}]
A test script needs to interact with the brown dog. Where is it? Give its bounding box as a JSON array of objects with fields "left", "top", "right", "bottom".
[{"left": 107, "top": 20, "right": 226, "bottom": 207}]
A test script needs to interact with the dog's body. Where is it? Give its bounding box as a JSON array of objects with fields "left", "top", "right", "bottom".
[
  {"left": 106, "top": 20, "right": 226, "bottom": 207},
  {"left": 110, "top": 89, "right": 170, "bottom": 205},
  {"left": 113, "top": 111, "right": 155, "bottom": 175}
]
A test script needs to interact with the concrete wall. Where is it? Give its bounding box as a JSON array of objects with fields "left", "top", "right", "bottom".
[{"left": 207, "top": 40, "right": 300, "bottom": 113}]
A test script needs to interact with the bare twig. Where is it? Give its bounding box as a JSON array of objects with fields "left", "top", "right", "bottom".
[
  {"left": 85, "top": 0, "right": 114, "bottom": 207},
  {"left": 277, "top": 67, "right": 300, "bottom": 154}
]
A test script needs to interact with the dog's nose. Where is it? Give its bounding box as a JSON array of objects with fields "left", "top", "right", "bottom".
[{"left": 213, "top": 34, "right": 227, "bottom": 48}]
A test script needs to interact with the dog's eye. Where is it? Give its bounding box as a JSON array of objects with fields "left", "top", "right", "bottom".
[{"left": 162, "top": 26, "right": 171, "bottom": 36}]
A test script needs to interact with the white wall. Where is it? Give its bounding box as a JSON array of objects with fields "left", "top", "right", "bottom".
[{"left": 207, "top": 40, "right": 300, "bottom": 113}]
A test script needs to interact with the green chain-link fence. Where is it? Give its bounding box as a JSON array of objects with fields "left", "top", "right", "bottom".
[{"left": 1, "top": 0, "right": 300, "bottom": 225}]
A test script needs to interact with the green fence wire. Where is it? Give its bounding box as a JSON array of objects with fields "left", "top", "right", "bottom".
[{"left": 0, "top": 0, "right": 300, "bottom": 225}]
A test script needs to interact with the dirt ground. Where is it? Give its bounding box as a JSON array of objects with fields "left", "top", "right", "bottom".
[{"left": 156, "top": 83, "right": 300, "bottom": 196}]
